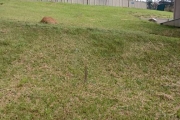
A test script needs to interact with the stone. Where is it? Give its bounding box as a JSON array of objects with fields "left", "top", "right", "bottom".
[{"left": 148, "top": 18, "right": 157, "bottom": 23}]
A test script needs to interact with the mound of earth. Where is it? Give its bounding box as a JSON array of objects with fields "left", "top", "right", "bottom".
[{"left": 40, "top": 17, "right": 57, "bottom": 24}]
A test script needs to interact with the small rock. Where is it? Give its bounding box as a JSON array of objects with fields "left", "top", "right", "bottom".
[{"left": 148, "top": 18, "right": 157, "bottom": 23}]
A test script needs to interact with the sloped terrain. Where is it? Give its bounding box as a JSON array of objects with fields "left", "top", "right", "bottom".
[{"left": 0, "top": 0, "right": 180, "bottom": 119}]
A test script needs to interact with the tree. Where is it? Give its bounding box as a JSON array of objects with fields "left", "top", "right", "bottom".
[{"left": 147, "top": 0, "right": 153, "bottom": 9}]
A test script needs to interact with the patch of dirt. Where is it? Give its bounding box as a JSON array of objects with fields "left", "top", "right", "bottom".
[
  {"left": 0, "top": 29, "right": 9, "bottom": 34},
  {"left": 156, "top": 92, "right": 174, "bottom": 101},
  {"left": 40, "top": 16, "right": 58, "bottom": 24}
]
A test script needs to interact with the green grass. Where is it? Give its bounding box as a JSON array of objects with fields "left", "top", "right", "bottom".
[{"left": 0, "top": 0, "right": 180, "bottom": 119}]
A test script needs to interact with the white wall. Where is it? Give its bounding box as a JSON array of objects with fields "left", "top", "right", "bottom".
[{"left": 40, "top": 0, "right": 147, "bottom": 9}]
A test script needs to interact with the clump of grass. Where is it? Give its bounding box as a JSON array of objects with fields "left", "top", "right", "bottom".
[{"left": 177, "top": 109, "right": 180, "bottom": 118}]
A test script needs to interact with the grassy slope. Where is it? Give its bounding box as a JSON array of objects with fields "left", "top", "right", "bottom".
[{"left": 0, "top": 0, "right": 180, "bottom": 119}]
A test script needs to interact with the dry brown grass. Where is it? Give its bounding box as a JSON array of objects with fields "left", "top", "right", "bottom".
[{"left": 0, "top": 0, "right": 180, "bottom": 119}]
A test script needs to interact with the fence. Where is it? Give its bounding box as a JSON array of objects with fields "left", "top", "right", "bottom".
[{"left": 36, "top": 0, "right": 147, "bottom": 9}]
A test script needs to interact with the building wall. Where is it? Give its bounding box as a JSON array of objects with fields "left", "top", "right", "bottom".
[
  {"left": 174, "top": 0, "right": 180, "bottom": 19},
  {"left": 162, "top": 0, "right": 180, "bottom": 27}
]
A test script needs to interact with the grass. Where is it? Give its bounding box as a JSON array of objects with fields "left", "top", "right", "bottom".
[{"left": 0, "top": 0, "right": 180, "bottom": 119}]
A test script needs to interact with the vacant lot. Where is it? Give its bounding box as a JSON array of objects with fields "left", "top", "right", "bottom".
[{"left": 0, "top": 0, "right": 180, "bottom": 119}]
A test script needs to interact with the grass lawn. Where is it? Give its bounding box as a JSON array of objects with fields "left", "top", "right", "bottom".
[{"left": 0, "top": 0, "right": 180, "bottom": 119}]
